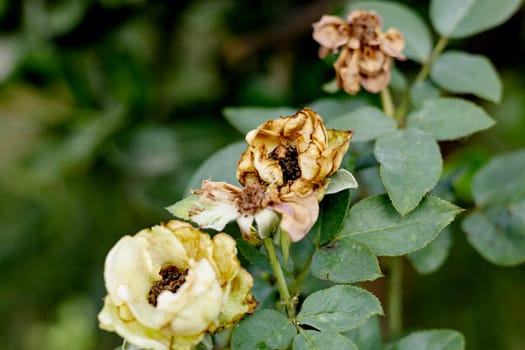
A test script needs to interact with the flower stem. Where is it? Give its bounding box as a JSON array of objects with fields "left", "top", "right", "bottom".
[
  {"left": 263, "top": 237, "right": 295, "bottom": 318},
  {"left": 415, "top": 36, "right": 449, "bottom": 84},
  {"left": 380, "top": 88, "right": 395, "bottom": 118},
  {"left": 290, "top": 251, "right": 314, "bottom": 294},
  {"left": 387, "top": 256, "right": 403, "bottom": 338}
]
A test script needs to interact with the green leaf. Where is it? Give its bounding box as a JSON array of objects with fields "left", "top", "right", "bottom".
[
  {"left": 231, "top": 310, "right": 296, "bottom": 350},
  {"left": 293, "top": 330, "right": 358, "bottom": 350},
  {"left": 471, "top": 149, "right": 525, "bottom": 206},
  {"left": 165, "top": 195, "right": 199, "bottom": 220},
  {"left": 223, "top": 106, "right": 297, "bottom": 134},
  {"left": 375, "top": 128, "right": 442, "bottom": 215},
  {"left": 408, "top": 227, "right": 452, "bottom": 274},
  {"left": 338, "top": 194, "right": 462, "bottom": 256},
  {"left": 327, "top": 106, "right": 398, "bottom": 143},
  {"left": 393, "top": 329, "right": 465, "bottom": 350},
  {"left": 431, "top": 51, "right": 502, "bottom": 102},
  {"left": 345, "top": 316, "right": 382, "bottom": 350},
  {"left": 297, "top": 285, "right": 383, "bottom": 333},
  {"left": 186, "top": 141, "right": 245, "bottom": 192},
  {"left": 390, "top": 66, "right": 408, "bottom": 91},
  {"left": 462, "top": 203, "right": 525, "bottom": 266},
  {"left": 308, "top": 97, "right": 370, "bottom": 121},
  {"left": 318, "top": 189, "right": 352, "bottom": 244},
  {"left": 236, "top": 238, "right": 272, "bottom": 273},
  {"left": 348, "top": 1, "right": 433, "bottom": 62},
  {"left": 410, "top": 80, "right": 441, "bottom": 108},
  {"left": 325, "top": 169, "right": 358, "bottom": 194},
  {"left": 406, "top": 97, "right": 495, "bottom": 141},
  {"left": 311, "top": 239, "right": 382, "bottom": 283},
  {"left": 430, "top": 0, "right": 522, "bottom": 39}
]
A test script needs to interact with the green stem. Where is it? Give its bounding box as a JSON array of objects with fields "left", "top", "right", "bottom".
[
  {"left": 415, "top": 36, "right": 449, "bottom": 83},
  {"left": 290, "top": 251, "right": 314, "bottom": 294},
  {"left": 380, "top": 88, "right": 395, "bottom": 118},
  {"left": 263, "top": 237, "right": 295, "bottom": 318},
  {"left": 387, "top": 256, "right": 403, "bottom": 338}
]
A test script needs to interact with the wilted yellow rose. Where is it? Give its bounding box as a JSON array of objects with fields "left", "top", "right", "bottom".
[
  {"left": 98, "top": 220, "right": 257, "bottom": 350},
  {"left": 313, "top": 10, "right": 405, "bottom": 95}
]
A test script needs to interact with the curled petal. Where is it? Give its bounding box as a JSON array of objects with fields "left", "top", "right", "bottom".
[
  {"left": 270, "top": 192, "right": 320, "bottom": 242},
  {"left": 312, "top": 15, "right": 349, "bottom": 53}
]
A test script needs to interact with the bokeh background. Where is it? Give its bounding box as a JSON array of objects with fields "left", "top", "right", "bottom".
[{"left": 1, "top": 0, "right": 524, "bottom": 349}]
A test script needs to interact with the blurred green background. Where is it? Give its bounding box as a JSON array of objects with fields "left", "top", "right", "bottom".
[{"left": 0, "top": 0, "right": 524, "bottom": 349}]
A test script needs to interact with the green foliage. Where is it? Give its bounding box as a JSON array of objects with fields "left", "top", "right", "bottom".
[
  {"left": 392, "top": 329, "right": 465, "bottom": 350},
  {"left": 293, "top": 330, "right": 358, "bottom": 350},
  {"left": 345, "top": 316, "right": 382, "bottom": 350},
  {"left": 296, "top": 285, "right": 383, "bottom": 332},
  {"left": 430, "top": 0, "right": 522, "bottom": 38},
  {"left": 408, "top": 227, "right": 452, "bottom": 274},
  {"left": 375, "top": 129, "right": 442, "bottom": 215},
  {"left": 338, "top": 195, "right": 462, "bottom": 256},
  {"left": 231, "top": 310, "right": 296, "bottom": 349},
  {"left": 430, "top": 51, "right": 502, "bottom": 102},
  {"left": 223, "top": 107, "right": 297, "bottom": 134}
]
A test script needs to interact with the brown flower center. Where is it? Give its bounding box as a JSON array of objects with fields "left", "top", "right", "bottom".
[
  {"left": 148, "top": 265, "right": 187, "bottom": 306},
  {"left": 270, "top": 145, "right": 301, "bottom": 183},
  {"left": 237, "top": 181, "right": 267, "bottom": 215}
]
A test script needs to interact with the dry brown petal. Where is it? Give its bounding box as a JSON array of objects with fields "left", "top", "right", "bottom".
[
  {"left": 360, "top": 67, "right": 391, "bottom": 93},
  {"left": 381, "top": 28, "right": 405, "bottom": 60},
  {"left": 359, "top": 46, "right": 387, "bottom": 75},
  {"left": 312, "top": 15, "right": 349, "bottom": 55},
  {"left": 334, "top": 48, "right": 361, "bottom": 95}
]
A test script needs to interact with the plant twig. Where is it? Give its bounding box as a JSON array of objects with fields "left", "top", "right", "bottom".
[{"left": 387, "top": 256, "right": 403, "bottom": 338}]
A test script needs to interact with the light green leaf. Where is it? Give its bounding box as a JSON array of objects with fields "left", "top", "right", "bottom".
[
  {"left": 471, "top": 149, "right": 525, "bottom": 206},
  {"left": 349, "top": 1, "right": 433, "bottom": 62},
  {"left": 327, "top": 106, "right": 398, "bottom": 142},
  {"left": 462, "top": 203, "right": 525, "bottom": 266},
  {"left": 325, "top": 169, "right": 358, "bottom": 194},
  {"left": 186, "top": 141, "right": 245, "bottom": 192},
  {"left": 311, "top": 240, "right": 382, "bottom": 283},
  {"left": 393, "top": 329, "right": 465, "bottom": 350},
  {"left": 408, "top": 227, "right": 452, "bottom": 274},
  {"left": 223, "top": 106, "right": 297, "bottom": 134},
  {"left": 375, "top": 128, "right": 442, "bottom": 215},
  {"left": 390, "top": 66, "right": 408, "bottom": 91},
  {"left": 410, "top": 80, "right": 441, "bottom": 108},
  {"left": 406, "top": 97, "right": 495, "bottom": 141},
  {"left": 345, "top": 316, "right": 382, "bottom": 350},
  {"left": 430, "top": 0, "right": 522, "bottom": 38},
  {"left": 431, "top": 51, "right": 502, "bottom": 102},
  {"left": 165, "top": 195, "right": 199, "bottom": 220},
  {"left": 293, "top": 330, "right": 358, "bottom": 350},
  {"left": 338, "top": 194, "right": 462, "bottom": 256},
  {"left": 231, "top": 310, "right": 296, "bottom": 350},
  {"left": 318, "top": 189, "right": 352, "bottom": 244},
  {"left": 297, "top": 285, "right": 383, "bottom": 333}
]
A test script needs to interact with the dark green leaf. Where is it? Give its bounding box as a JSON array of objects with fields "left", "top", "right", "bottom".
[
  {"left": 325, "top": 169, "right": 358, "bottom": 195},
  {"left": 293, "top": 330, "right": 358, "bottom": 350},
  {"left": 430, "top": 0, "right": 522, "bottom": 38},
  {"left": 318, "top": 189, "right": 351, "bottom": 244},
  {"left": 308, "top": 97, "right": 370, "bottom": 121},
  {"left": 223, "top": 106, "right": 297, "bottom": 134},
  {"left": 327, "top": 106, "right": 398, "bottom": 143},
  {"left": 471, "top": 149, "right": 525, "bottom": 206},
  {"left": 408, "top": 227, "right": 452, "bottom": 274},
  {"left": 462, "top": 203, "right": 525, "bottom": 266},
  {"left": 406, "top": 98, "right": 495, "bottom": 141},
  {"left": 390, "top": 66, "right": 408, "bottom": 91},
  {"left": 375, "top": 128, "right": 442, "bottom": 215},
  {"left": 297, "top": 285, "right": 383, "bottom": 332},
  {"left": 186, "top": 141, "right": 245, "bottom": 192},
  {"left": 311, "top": 239, "right": 382, "bottom": 283},
  {"left": 393, "top": 329, "right": 465, "bottom": 350},
  {"left": 431, "top": 51, "right": 502, "bottom": 102},
  {"left": 231, "top": 310, "right": 296, "bottom": 350},
  {"left": 338, "top": 194, "right": 462, "bottom": 256},
  {"left": 349, "top": 1, "right": 433, "bottom": 62},
  {"left": 345, "top": 316, "right": 382, "bottom": 350},
  {"left": 236, "top": 238, "right": 272, "bottom": 273}
]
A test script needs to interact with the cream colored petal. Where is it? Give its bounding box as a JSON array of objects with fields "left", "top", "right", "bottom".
[
  {"left": 212, "top": 233, "right": 241, "bottom": 285},
  {"left": 270, "top": 192, "right": 320, "bottom": 241},
  {"left": 246, "top": 128, "right": 283, "bottom": 149},
  {"left": 321, "top": 129, "right": 352, "bottom": 177},
  {"left": 253, "top": 152, "right": 283, "bottom": 185},
  {"left": 140, "top": 225, "right": 189, "bottom": 270},
  {"left": 104, "top": 235, "right": 155, "bottom": 308},
  {"left": 298, "top": 144, "right": 322, "bottom": 181},
  {"left": 98, "top": 296, "right": 175, "bottom": 350},
  {"left": 254, "top": 208, "right": 280, "bottom": 238},
  {"left": 218, "top": 268, "right": 258, "bottom": 329},
  {"left": 190, "top": 196, "right": 240, "bottom": 232},
  {"left": 157, "top": 259, "right": 223, "bottom": 335},
  {"left": 169, "top": 223, "right": 215, "bottom": 263},
  {"left": 282, "top": 110, "right": 308, "bottom": 139}
]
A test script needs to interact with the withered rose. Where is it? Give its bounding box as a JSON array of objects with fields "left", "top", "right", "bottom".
[
  {"left": 98, "top": 220, "right": 257, "bottom": 350},
  {"left": 175, "top": 108, "right": 354, "bottom": 242},
  {"left": 313, "top": 10, "right": 405, "bottom": 95}
]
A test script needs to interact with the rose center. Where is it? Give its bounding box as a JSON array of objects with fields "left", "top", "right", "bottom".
[
  {"left": 237, "top": 182, "right": 267, "bottom": 215},
  {"left": 148, "top": 265, "right": 187, "bottom": 306},
  {"left": 270, "top": 145, "right": 301, "bottom": 183}
]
